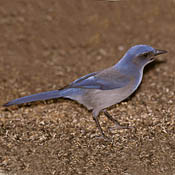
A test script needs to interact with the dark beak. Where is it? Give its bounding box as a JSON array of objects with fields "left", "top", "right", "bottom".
[{"left": 154, "top": 49, "right": 168, "bottom": 56}]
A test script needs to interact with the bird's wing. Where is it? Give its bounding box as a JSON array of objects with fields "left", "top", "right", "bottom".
[
  {"left": 69, "top": 67, "right": 131, "bottom": 90},
  {"left": 71, "top": 72, "right": 98, "bottom": 85}
]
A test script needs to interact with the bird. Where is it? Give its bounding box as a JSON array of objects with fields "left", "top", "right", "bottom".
[{"left": 3, "top": 45, "right": 167, "bottom": 138}]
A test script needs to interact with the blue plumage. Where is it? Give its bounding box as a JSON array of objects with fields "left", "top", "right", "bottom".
[{"left": 3, "top": 45, "right": 167, "bottom": 138}]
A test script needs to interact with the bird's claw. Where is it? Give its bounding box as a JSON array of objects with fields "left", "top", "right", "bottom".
[{"left": 110, "top": 124, "right": 134, "bottom": 132}]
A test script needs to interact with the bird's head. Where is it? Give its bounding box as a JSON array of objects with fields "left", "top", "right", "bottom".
[{"left": 121, "top": 45, "right": 167, "bottom": 67}]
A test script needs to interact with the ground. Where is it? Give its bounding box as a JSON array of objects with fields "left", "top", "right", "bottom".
[{"left": 0, "top": 0, "right": 175, "bottom": 175}]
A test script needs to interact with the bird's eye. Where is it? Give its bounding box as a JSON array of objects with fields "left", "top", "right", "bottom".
[{"left": 142, "top": 53, "right": 148, "bottom": 57}]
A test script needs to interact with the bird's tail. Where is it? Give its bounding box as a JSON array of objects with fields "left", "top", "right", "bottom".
[{"left": 3, "top": 90, "right": 62, "bottom": 107}]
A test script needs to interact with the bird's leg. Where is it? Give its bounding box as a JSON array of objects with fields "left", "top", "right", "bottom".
[
  {"left": 92, "top": 111, "right": 110, "bottom": 140},
  {"left": 92, "top": 114, "right": 105, "bottom": 138},
  {"left": 103, "top": 109, "right": 132, "bottom": 129}
]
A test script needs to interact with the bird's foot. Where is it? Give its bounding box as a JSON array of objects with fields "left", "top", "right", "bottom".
[
  {"left": 113, "top": 123, "right": 134, "bottom": 130},
  {"left": 92, "top": 134, "right": 112, "bottom": 141},
  {"left": 103, "top": 109, "right": 135, "bottom": 131},
  {"left": 109, "top": 124, "right": 134, "bottom": 132}
]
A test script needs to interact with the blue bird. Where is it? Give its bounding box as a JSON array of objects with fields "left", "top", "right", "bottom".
[{"left": 3, "top": 45, "right": 167, "bottom": 138}]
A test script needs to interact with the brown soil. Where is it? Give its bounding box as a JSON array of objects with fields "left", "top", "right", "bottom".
[{"left": 0, "top": 0, "right": 175, "bottom": 174}]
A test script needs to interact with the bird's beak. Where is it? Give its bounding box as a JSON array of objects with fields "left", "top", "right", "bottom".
[{"left": 154, "top": 49, "right": 168, "bottom": 56}]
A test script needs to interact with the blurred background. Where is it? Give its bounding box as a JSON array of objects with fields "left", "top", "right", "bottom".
[{"left": 0, "top": 0, "right": 175, "bottom": 175}]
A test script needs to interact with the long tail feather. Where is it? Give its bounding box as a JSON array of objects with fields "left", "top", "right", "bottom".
[{"left": 3, "top": 90, "right": 62, "bottom": 107}]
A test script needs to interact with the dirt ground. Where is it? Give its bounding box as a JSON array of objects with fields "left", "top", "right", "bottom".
[{"left": 0, "top": 0, "right": 175, "bottom": 174}]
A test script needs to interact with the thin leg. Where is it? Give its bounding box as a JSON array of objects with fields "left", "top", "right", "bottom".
[
  {"left": 92, "top": 110, "right": 111, "bottom": 140},
  {"left": 103, "top": 109, "right": 132, "bottom": 129},
  {"left": 92, "top": 114, "right": 106, "bottom": 138}
]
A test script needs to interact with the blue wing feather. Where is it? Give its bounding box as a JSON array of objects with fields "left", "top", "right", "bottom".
[{"left": 69, "top": 67, "right": 131, "bottom": 90}]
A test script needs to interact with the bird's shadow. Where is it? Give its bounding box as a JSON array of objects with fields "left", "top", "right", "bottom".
[{"left": 144, "top": 59, "right": 166, "bottom": 74}]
